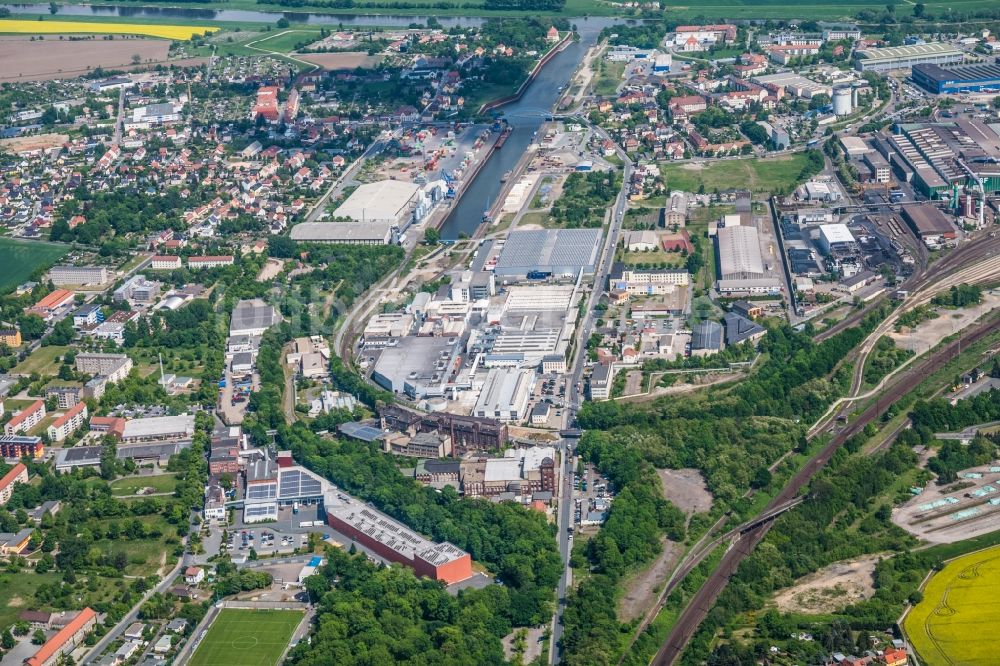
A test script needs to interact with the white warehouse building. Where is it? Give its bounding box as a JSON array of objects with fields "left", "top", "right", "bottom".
[
  {"left": 818, "top": 224, "right": 857, "bottom": 255},
  {"left": 473, "top": 368, "right": 535, "bottom": 422},
  {"left": 332, "top": 180, "right": 421, "bottom": 226}
]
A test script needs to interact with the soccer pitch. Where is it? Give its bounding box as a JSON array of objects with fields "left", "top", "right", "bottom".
[
  {"left": 189, "top": 609, "right": 304, "bottom": 666},
  {"left": 905, "top": 545, "right": 1000, "bottom": 666}
]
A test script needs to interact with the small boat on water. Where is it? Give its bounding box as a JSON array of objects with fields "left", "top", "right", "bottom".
[
  {"left": 495, "top": 126, "right": 512, "bottom": 149},
  {"left": 501, "top": 170, "right": 512, "bottom": 183}
]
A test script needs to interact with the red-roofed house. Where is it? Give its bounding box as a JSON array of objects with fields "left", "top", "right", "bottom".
[
  {"left": 89, "top": 416, "right": 126, "bottom": 439},
  {"left": 188, "top": 255, "right": 234, "bottom": 269},
  {"left": 47, "top": 402, "right": 88, "bottom": 442},
  {"left": 25, "top": 607, "right": 97, "bottom": 666},
  {"left": 254, "top": 86, "right": 280, "bottom": 122},
  {"left": 546, "top": 26, "right": 560, "bottom": 42},
  {"left": 0, "top": 462, "right": 28, "bottom": 505},
  {"left": 883, "top": 648, "right": 908, "bottom": 666},
  {"left": 24, "top": 289, "right": 74, "bottom": 320},
  {"left": 5, "top": 400, "right": 46, "bottom": 436}
]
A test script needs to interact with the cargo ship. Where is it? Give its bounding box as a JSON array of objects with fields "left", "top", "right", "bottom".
[{"left": 495, "top": 126, "right": 512, "bottom": 149}]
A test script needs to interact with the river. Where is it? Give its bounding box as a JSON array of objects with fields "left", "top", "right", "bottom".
[{"left": 4, "top": 2, "right": 490, "bottom": 25}]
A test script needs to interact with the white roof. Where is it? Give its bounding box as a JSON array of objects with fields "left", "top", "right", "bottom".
[
  {"left": 121, "top": 414, "right": 195, "bottom": 439},
  {"left": 820, "top": 224, "right": 855, "bottom": 244},
  {"left": 484, "top": 458, "right": 522, "bottom": 482},
  {"left": 505, "top": 446, "right": 556, "bottom": 472},
  {"left": 717, "top": 225, "right": 764, "bottom": 279},
  {"left": 290, "top": 221, "right": 393, "bottom": 243},
  {"left": 332, "top": 180, "right": 419, "bottom": 224}
]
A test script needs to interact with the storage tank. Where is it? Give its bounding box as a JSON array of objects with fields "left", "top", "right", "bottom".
[
  {"left": 833, "top": 87, "right": 853, "bottom": 116},
  {"left": 424, "top": 397, "right": 448, "bottom": 412}
]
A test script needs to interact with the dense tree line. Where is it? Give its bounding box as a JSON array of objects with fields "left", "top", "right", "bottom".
[
  {"left": 681, "top": 434, "right": 927, "bottom": 664},
  {"left": 931, "top": 283, "right": 982, "bottom": 308},
  {"left": 599, "top": 23, "right": 666, "bottom": 49},
  {"left": 562, "top": 432, "right": 686, "bottom": 663},
  {"left": 863, "top": 336, "right": 913, "bottom": 385},
  {"left": 928, "top": 435, "right": 996, "bottom": 484},
  {"left": 910, "top": 387, "right": 1000, "bottom": 432},
  {"left": 563, "top": 307, "right": 894, "bottom": 663},
  {"left": 53, "top": 188, "right": 188, "bottom": 247},
  {"left": 285, "top": 423, "right": 561, "bottom": 625},
  {"left": 290, "top": 547, "right": 511, "bottom": 665},
  {"left": 550, "top": 171, "right": 622, "bottom": 228}
]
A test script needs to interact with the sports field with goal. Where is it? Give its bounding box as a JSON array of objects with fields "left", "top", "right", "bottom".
[
  {"left": 904, "top": 545, "right": 1000, "bottom": 666},
  {"left": 189, "top": 609, "right": 304, "bottom": 666}
]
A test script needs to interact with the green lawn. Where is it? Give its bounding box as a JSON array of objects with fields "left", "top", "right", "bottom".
[
  {"left": 661, "top": 155, "right": 811, "bottom": 195},
  {"left": 92, "top": 514, "right": 181, "bottom": 576},
  {"left": 190, "top": 609, "right": 305, "bottom": 666},
  {"left": 109, "top": 474, "right": 178, "bottom": 497},
  {"left": 12, "top": 346, "right": 71, "bottom": 376},
  {"left": 594, "top": 61, "right": 625, "bottom": 97},
  {"left": 244, "top": 29, "right": 321, "bottom": 53},
  {"left": 0, "top": 238, "right": 68, "bottom": 293}
]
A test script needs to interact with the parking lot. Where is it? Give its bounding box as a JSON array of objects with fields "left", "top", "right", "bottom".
[
  {"left": 569, "top": 461, "right": 613, "bottom": 533},
  {"left": 527, "top": 373, "right": 568, "bottom": 427}
]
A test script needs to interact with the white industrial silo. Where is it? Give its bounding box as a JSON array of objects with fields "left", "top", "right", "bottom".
[{"left": 833, "top": 86, "right": 853, "bottom": 116}]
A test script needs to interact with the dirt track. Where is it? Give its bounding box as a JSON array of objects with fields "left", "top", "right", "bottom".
[{"left": 771, "top": 554, "right": 882, "bottom": 614}]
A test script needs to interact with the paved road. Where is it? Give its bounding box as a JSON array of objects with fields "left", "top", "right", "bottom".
[
  {"left": 80, "top": 558, "right": 185, "bottom": 664},
  {"left": 549, "top": 116, "right": 633, "bottom": 665}
]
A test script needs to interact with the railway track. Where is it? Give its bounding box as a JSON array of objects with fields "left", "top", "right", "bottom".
[
  {"left": 651, "top": 304, "right": 1000, "bottom": 666},
  {"left": 817, "top": 232, "right": 1000, "bottom": 343}
]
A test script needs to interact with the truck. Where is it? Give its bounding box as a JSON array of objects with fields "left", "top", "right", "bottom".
[
  {"left": 293, "top": 502, "right": 299, "bottom": 514},
  {"left": 298, "top": 520, "right": 312, "bottom": 528}
]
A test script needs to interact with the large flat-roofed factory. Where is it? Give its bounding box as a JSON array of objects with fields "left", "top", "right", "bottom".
[
  {"left": 289, "top": 179, "right": 440, "bottom": 244},
  {"left": 353, "top": 227, "right": 604, "bottom": 430},
  {"left": 912, "top": 61, "right": 1000, "bottom": 95},
  {"left": 493, "top": 229, "right": 602, "bottom": 278},
  {"left": 713, "top": 211, "right": 782, "bottom": 295},
  {"left": 877, "top": 120, "right": 1000, "bottom": 227},
  {"left": 854, "top": 42, "right": 964, "bottom": 73},
  {"left": 230, "top": 447, "right": 475, "bottom": 585}
]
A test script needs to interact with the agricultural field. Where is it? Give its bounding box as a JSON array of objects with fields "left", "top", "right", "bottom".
[
  {"left": 905, "top": 545, "right": 1000, "bottom": 666},
  {"left": 0, "top": 19, "right": 216, "bottom": 40},
  {"left": 0, "top": 36, "right": 171, "bottom": 83},
  {"left": 189, "top": 609, "right": 305, "bottom": 666},
  {"left": 0, "top": 238, "right": 68, "bottom": 292},
  {"left": 661, "top": 154, "right": 812, "bottom": 195}
]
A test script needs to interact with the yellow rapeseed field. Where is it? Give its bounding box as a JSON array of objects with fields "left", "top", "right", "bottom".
[
  {"left": 904, "top": 545, "right": 1000, "bottom": 666},
  {"left": 0, "top": 19, "right": 217, "bottom": 40}
]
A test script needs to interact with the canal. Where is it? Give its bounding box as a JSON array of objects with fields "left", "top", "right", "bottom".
[{"left": 439, "top": 18, "right": 616, "bottom": 239}]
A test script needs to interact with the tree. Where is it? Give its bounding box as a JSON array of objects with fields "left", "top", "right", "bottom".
[
  {"left": 423, "top": 227, "right": 440, "bottom": 245},
  {"left": 913, "top": 1, "right": 925, "bottom": 17},
  {"left": 131, "top": 54, "right": 141, "bottom": 65},
  {"left": 31, "top": 629, "right": 46, "bottom": 645},
  {"left": 48, "top": 1, "right": 57, "bottom": 14},
  {"left": 268, "top": 235, "right": 297, "bottom": 259},
  {"left": 276, "top": 17, "right": 290, "bottom": 29},
  {"left": 1, "top": 630, "right": 13, "bottom": 650},
  {"left": 17, "top": 314, "right": 46, "bottom": 341}
]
